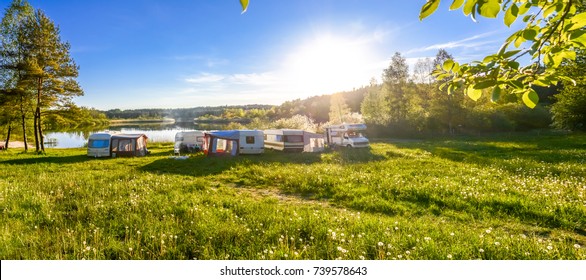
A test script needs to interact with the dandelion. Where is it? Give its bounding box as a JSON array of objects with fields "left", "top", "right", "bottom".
[
  {"left": 398, "top": 255, "right": 403, "bottom": 259},
  {"left": 405, "top": 250, "right": 411, "bottom": 255},
  {"left": 359, "top": 256, "right": 365, "bottom": 260},
  {"left": 450, "top": 232, "right": 455, "bottom": 236},
  {"left": 310, "top": 236, "right": 314, "bottom": 240},
  {"left": 424, "top": 237, "right": 431, "bottom": 242},
  {"left": 129, "top": 248, "right": 133, "bottom": 252},
  {"left": 377, "top": 242, "right": 384, "bottom": 247},
  {"left": 447, "top": 254, "right": 452, "bottom": 259},
  {"left": 485, "top": 229, "right": 491, "bottom": 234},
  {"left": 479, "top": 249, "right": 484, "bottom": 253},
  {"left": 547, "top": 246, "right": 553, "bottom": 250},
  {"left": 494, "top": 242, "right": 500, "bottom": 246},
  {"left": 284, "top": 254, "right": 288, "bottom": 258},
  {"left": 574, "top": 244, "right": 581, "bottom": 249}
]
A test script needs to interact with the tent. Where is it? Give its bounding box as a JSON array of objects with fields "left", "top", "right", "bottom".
[
  {"left": 110, "top": 134, "right": 149, "bottom": 157},
  {"left": 303, "top": 131, "right": 325, "bottom": 153},
  {"left": 202, "top": 131, "right": 240, "bottom": 156}
]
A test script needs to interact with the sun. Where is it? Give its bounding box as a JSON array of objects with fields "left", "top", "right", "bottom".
[{"left": 283, "top": 34, "right": 377, "bottom": 97}]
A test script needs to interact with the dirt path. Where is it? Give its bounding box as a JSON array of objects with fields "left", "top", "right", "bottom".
[{"left": 1, "top": 140, "right": 25, "bottom": 148}]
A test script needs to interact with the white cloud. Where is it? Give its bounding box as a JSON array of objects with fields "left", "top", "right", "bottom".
[{"left": 405, "top": 31, "right": 502, "bottom": 55}]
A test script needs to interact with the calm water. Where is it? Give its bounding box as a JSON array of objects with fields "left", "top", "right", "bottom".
[{"left": 44, "top": 122, "right": 225, "bottom": 148}]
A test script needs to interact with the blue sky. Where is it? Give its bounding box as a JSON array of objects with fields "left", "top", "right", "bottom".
[{"left": 5, "top": 0, "right": 518, "bottom": 110}]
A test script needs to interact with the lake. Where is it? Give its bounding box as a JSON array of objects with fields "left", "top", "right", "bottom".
[{"left": 44, "top": 122, "right": 226, "bottom": 148}]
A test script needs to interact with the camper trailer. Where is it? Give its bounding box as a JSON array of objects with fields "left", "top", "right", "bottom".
[
  {"left": 87, "top": 133, "right": 113, "bottom": 157},
  {"left": 238, "top": 130, "right": 264, "bottom": 154},
  {"left": 324, "top": 123, "right": 370, "bottom": 148},
  {"left": 264, "top": 129, "right": 304, "bottom": 152},
  {"left": 110, "top": 134, "right": 149, "bottom": 157},
  {"left": 264, "top": 129, "right": 325, "bottom": 153},
  {"left": 202, "top": 130, "right": 264, "bottom": 156},
  {"left": 174, "top": 131, "right": 205, "bottom": 155}
]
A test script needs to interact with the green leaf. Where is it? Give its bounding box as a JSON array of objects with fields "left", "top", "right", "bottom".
[
  {"left": 569, "top": 12, "right": 586, "bottom": 31},
  {"left": 506, "top": 60, "right": 520, "bottom": 70},
  {"left": 491, "top": 86, "right": 501, "bottom": 103},
  {"left": 466, "top": 85, "right": 482, "bottom": 101},
  {"left": 570, "top": 30, "right": 586, "bottom": 47},
  {"left": 483, "top": 55, "right": 498, "bottom": 63},
  {"left": 504, "top": 3, "right": 519, "bottom": 27},
  {"left": 240, "top": 0, "right": 249, "bottom": 14},
  {"left": 463, "top": 0, "right": 477, "bottom": 16},
  {"left": 450, "top": 0, "right": 465, "bottom": 10},
  {"left": 508, "top": 80, "right": 523, "bottom": 89},
  {"left": 543, "top": 4, "right": 557, "bottom": 18},
  {"left": 474, "top": 80, "right": 496, "bottom": 89},
  {"left": 420, "top": 0, "right": 441, "bottom": 20},
  {"left": 522, "top": 89, "right": 539, "bottom": 108},
  {"left": 514, "top": 35, "right": 525, "bottom": 48},
  {"left": 522, "top": 28, "right": 538, "bottom": 41},
  {"left": 442, "top": 60, "right": 455, "bottom": 72},
  {"left": 517, "top": 2, "right": 531, "bottom": 15},
  {"left": 502, "top": 50, "right": 521, "bottom": 59},
  {"left": 478, "top": 0, "right": 500, "bottom": 18}
]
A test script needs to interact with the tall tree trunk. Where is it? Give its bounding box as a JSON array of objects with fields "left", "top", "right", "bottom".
[
  {"left": 34, "top": 110, "right": 40, "bottom": 152},
  {"left": 21, "top": 112, "right": 28, "bottom": 152},
  {"left": 37, "top": 78, "right": 45, "bottom": 153},
  {"left": 38, "top": 107, "right": 45, "bottom": 153},
  {"left": 4, "top": 124, "right": 12, "bottom": 149}
]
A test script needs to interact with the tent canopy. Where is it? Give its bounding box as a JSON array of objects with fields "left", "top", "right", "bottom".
[{"left": 111, "top": 134, "right": 149, "bottom": 157}]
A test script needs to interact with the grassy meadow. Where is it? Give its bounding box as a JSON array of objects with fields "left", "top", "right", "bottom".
[{"left": 0, "top": 132, "right": 585, "bottom": 260}]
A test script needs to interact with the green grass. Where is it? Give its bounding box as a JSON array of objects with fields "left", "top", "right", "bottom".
[{"left": 1, "top": 132, "right": 585, "bottom": 260}]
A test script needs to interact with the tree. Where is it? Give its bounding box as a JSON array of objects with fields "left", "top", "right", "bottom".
[
  {"left": 551, "top": 50, "right": 586, "bottom": 130},
  {"left": 328, "top": 93, "right": 351, "bottom": 124},
  {"left": 382, "top": 52, "right": 410, "bottom": 124},
  {"left": 360, "top": 78, "right": 389, "bottom": 126},
  {"left": 0, "top": 0, "right": 34, "bottom": 151},
  {"left": 22, "top": 9, "right": 83, "bottom": 153},
  {"left": 420, "top": 0, "right": 586, "bottom": 108}
]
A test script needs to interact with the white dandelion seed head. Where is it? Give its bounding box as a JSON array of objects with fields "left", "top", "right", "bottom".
[
  {"left": 377, "top": 242, "right": 384, "bottom": 247},
  {"left": 447, "top": 254, "right": 452, "bottom": 259},
  {"left": 479, "top": 249, "right": 484, "bottom": 253},
  {"left": 574, "top": 244, "right": 581, "bottom": 249}
]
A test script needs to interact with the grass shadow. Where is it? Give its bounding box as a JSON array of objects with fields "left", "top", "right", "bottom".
[{"left": 0, "top": 154, "right": 90, "bottom": 165}]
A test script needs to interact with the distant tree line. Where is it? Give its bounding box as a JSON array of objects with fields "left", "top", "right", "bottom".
[{"left": 207, "top": 49, "right": 585, "bottom": 136}]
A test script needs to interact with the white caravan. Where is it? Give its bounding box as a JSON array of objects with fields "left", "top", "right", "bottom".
[
  {"left": 238, "top": 130, "right": 264, "bottom": 154},
  {"left": 174, "top": 131, "right": 205, "bottom": 155},
  {"left": 263, "top": 129, "right": 304, "bottom": 152},
  {"left": 324, "top": 123, "right": 370, "bottom": 148},
  {"left": 87, "top": 133, "right": 114, "bottom": 157}
]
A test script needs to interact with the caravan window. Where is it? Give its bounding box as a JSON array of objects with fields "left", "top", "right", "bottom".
[
  {"left": 284, "top": 135, "right": 303, "bottom": 143},
  {"left": 246, "top": 136, "right": 255, "bottom": 144},
  {"left": 88, "top": 139, "right": 109, "bottom": 148}
]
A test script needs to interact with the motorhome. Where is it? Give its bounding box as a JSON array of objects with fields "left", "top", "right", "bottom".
[
  {"left": 263, "top": 129, "right": 325, "bottom": 153},
  {"left": 174, "top": 131, "right": 205, "bottom": 155},
  {"left": 324, "top": 123, "right": 370, "bottom": 148},
  {"left": 87, "top": 133, "right": 114, "bottom": 157}
]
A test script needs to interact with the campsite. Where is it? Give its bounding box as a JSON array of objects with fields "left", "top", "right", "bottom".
[{"left": 0, "top": 132, "right": 585, "bottom": 260}]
